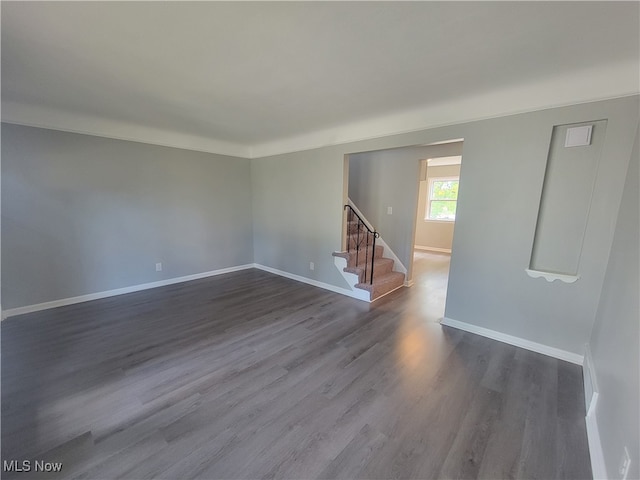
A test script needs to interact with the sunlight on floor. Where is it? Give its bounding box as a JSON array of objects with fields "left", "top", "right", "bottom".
[{"left": 408, "top": 250, "right": 452, "bottom": 322}]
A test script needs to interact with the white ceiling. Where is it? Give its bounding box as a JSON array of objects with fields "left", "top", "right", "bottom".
[{"left": 2, "top": 1, "right": 639, "bottom": 158}]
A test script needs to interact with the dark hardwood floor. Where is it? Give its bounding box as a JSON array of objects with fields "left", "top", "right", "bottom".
[{"left": 1, "top": 259, "right": 592, "bottom": 479}]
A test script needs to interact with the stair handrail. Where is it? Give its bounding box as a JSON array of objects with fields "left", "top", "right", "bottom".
[{"left": 344, "top": 205, "right": 379, "bottom": 285}]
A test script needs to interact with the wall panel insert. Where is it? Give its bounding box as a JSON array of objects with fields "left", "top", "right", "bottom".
[{"left": 528, "top": 120, "right": 607, "bottom": 282}]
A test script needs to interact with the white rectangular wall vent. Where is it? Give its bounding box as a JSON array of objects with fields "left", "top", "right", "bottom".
[{"left": 565, "top": 125, "right": 593, "bottom": 147}]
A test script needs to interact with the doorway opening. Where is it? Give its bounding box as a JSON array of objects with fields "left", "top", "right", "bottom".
[{"left": 411, "top": 143, "right": 463, "bottom": 317}]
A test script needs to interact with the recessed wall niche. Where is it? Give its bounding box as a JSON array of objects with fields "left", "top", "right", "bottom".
[{"left": 528, "top": 119, "right": 608, "bottom": 282}]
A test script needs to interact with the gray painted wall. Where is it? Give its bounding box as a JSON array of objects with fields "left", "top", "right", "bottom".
[
  {"left": 348, "top": 143, "right": 463, "bottom": 275},
  {"left": 2, "top": 124, "right": 253, "bottom": 309},
  {"left": 589, "top": 126, "right": 639, "bottom": 480},
  {"left": 444, "top": 98, "right": 638, "bottom": 355},
  {"left": 3, "top": 98, "right": 637, "bottom": 472},
  {"left": 530, "top": 120, "right": 608, "bottom": 275},
  {"left": 252, "top": 95, "right": 638, "bottom": 355},
  {"left": 348, "top": 146, "right": 423, "bottom": 273},
  {"left": 3, "top": 96, "right": 638, "bottom": 361},
  {"left": 251, "top": 146, "right": 350, "bottom": 290},
  {"left": 415, "top": 164, "right": 461, "bottom": 250}
]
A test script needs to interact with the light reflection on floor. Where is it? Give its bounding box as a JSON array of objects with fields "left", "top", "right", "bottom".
[
  {"left": 393, "top": 250, "right": 456, "bottom": 392},
  {"left": 409, "top": 250, "right": 452, "bottom": 322}
]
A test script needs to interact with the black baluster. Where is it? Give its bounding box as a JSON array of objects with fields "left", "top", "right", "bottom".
[
  {"left": 343, "top": 205, "right": 378, "bottom": 286},
  {"left": 356, "top": 220, "right": 360, "bottom": 267},
  {"left": 365, "top": 230, "right": 370, "bottom": 283},
  {"left": 370, "top": 233, "right": 376, "bottom": 285}
]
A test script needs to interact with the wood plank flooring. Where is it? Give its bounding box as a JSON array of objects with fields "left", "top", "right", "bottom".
[{"left": 1, "top": 261, "right": 592, "bottom": 479}]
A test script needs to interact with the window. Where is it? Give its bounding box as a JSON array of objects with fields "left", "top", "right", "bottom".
[{"left": 426, "top": 177, "right": 459, "bottom": 221}]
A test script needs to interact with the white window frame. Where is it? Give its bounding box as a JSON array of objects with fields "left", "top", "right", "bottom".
[{"left": 425, "top": 176, "right": 459, "bottom": 222}]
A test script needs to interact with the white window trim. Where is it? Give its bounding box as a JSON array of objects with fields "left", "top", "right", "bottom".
[{"left": 425, "top": 176, "right": 459, "bottom": 222}]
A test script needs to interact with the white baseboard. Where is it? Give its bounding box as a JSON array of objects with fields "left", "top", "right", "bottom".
[
  {"left": 440, "top": 317, "right": 584, "bottom": 365},
  {"left": 414, "top": 245, "right": 452, "bottom": 253},
  {"left": 2, "top": 264, "right": 255, "bottom": 320},
  {"left": 586, "top": 397, "right": 607, "bottom": 480},
  {"left": 582, "top": 344, "right": 598, "bottom": 415},
  {"left": 332, "top": 255, "right": 371, "bottom": 301},
  {"left": 582, "top": 344, "right": 607, "bottom": 479},
  {"left": 377, "top": 236, "right": 408, "bottom": 275},
  {"left": 3, "top": 262, "right": 373, "bottom": 320},
  {"left": 346, "top": 198, "right": 407, "bottom": 275},
  {"left": 254, "top": 264, "right": 371, "bottom": 302}
]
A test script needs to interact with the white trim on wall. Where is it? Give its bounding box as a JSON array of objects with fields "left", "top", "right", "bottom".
[
  {"left": 254, "top": 264, "right": 370, "bottom": 302},
  {"left": 3, "top": 262, "right": 375, "bottom": 321},
  {"left": 347, "top": 198, "right": 408, "bottom": 275},
  {"left": 376, "top": 237, "right": 408, "bottom": 276},
  {"left": 525, "top": 268, "right": 580, "bottom": 284},
  {"left": 582, "top": 345, "right": 607, "bottom": 480},
  {"left": 250, "top": 65, "right": 639, "bottom": 158},
  {"left": 583, "top": 344, "right": 599, "bottom": 415},
  {"left": 425, "top": 175, "right": 459, "bottom": 222},
  {"left": 2, "top": 264, "right": 255, "bottom": 320},
  {"left": 440, "top": 317, "right": 584, "bottom": 365},
  {"left": 4, "top": 63, "right": 638, "bottom": 160},
  {"left": 332, "top": 256, "right": 373, "bottom": 302},
  {"left": 585, "top": 397, "right": 607, "bottom": 480},
  {"left": 414, "top": 245, "right": 452, "bottom": 254},
  {"left": 2, "top": 101, "right": 251, "bottom": 158}
]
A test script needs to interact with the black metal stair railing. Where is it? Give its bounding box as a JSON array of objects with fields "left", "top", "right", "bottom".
[{"left": 344, "top": 205, "right": 379, "bottom": 285}]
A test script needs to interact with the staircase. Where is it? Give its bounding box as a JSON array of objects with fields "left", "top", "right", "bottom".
[{"left": 333, "top": 205, "right": 405, "bottom": 301}]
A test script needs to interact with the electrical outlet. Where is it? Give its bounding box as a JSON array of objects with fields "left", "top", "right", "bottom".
[
  {"left": 387, "top": 206, "right": 393, "bottom": 215},
  {"left": 309, "top": 262, "right": 315, "bottom": 271},
  {"left": 619, "top": 447, "right": 631, "bottom": 479},
  {"left": 155, "top": 262, "right": 162, "bottom": 272}
]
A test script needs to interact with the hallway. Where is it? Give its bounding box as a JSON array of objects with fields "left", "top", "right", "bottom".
[{"left": 409, "top": 250, "right": 452, "bottom": 323}]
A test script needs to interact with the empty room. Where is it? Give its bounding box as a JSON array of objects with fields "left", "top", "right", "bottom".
[{"left": 1, "top": 2, "right": 638, "bottom": 479}]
